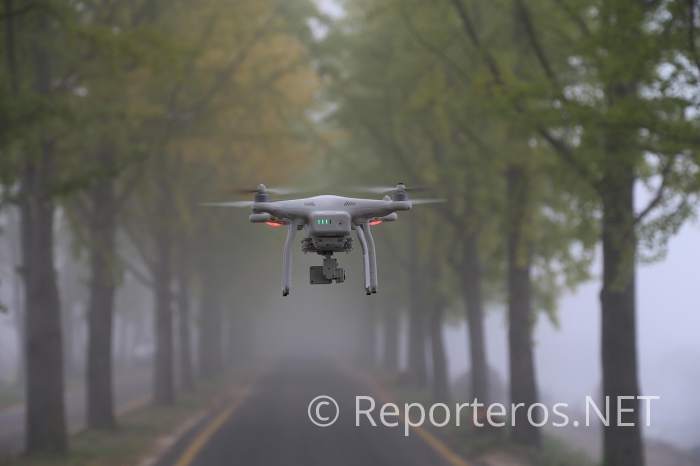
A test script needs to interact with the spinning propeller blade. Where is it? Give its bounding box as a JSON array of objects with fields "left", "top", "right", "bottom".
[
  {"left": 350, "top": 184, "right": 431, "bottom": 194},
  {"left": 200, "top": 201, "right": 255, "bottom": 208},
  {"left": 411, "top": 198, "right": 447, "bottom": 205},
  {"left": 233, "top": 185, "right": 304, "bottom": 195}
]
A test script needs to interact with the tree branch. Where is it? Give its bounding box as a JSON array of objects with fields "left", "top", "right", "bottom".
[
  {"left": 449, "top": 0, "right": 601, "bottom": 191},
  {"left": 186, "top": 10, "right": 280, "bottom": 119},
  {"left": 551, "top": 0, "right": 591, "bottom": 37},
  {"left": 514, "top": 0, "right": 560, "bottom": 88},
  {"left": 0, "top": 2, "right": 35, "bottom": 19},
  {"left": 449, "top": 0, "right": 505, "bottom": 84},
  {"left": 634, "top": 155, "right": 676, "bottom": 224}
]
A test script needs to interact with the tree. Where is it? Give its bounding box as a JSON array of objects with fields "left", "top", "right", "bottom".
[
  {"left": 446, "top": 0, "right": 700, "bottom": 462},
  {"left": 322, "top": 0, "right": 501, "bottom": 399},
  {"left": 327, "top": 2, "right": 599, "bottom": 449},
  {"left": 4, "top": 4, "right": 77, "bottom": 453}
]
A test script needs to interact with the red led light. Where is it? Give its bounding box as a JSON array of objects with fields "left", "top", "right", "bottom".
[
  {"left": 265, "top": 221, "right": 284, "bottom": 228},
  {"left": 369, "top": 219, "right": 383, "bottom": 226}
]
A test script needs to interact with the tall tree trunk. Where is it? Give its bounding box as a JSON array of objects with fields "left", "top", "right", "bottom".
[
  {"left": 429, "top": 303, "right": 449, "bottom": 401},
  {"left": 600, "top": 161, "right": 643, "bottom": 466},
  {"left": 152, "top": 165, "right": 175, "bottom": 405},
  {"left": 86, "top": 159, "right": 117, "bottom": 429},
  {"left": 407, "top": 295, "right": 427, "bottom": 386},
  {"left": 21, "top": 154, "right": 68, "bottom": 454},
  {"left": 407, "top": 221, "right": 427, "bottom": 386},
  {"left": 198, "top": 273, "right": 223, "bottom": 378},
  {"left": 462, "top": 232, "right": 489, "bottom": 402},
  {"left": 176, "top": 263, "right": 194, "bottom": 392},
  {"left": 22, "top": 17, "right": 67, "bottom": 454},
  {"left": 382, "top": 305, "right": 399, "bottom": 373},
  {"left": 5, "top": 0, "right": 26, "bottom": 389},
  {"left": 6, "top": 208, "right": 26, "bottom": 387},
  {"left": 406, "top": 218, "right": 427, "bottom": 386},
  {"left": 153, "top": 231, "right": 174, "bottom": 404},
  {"left": 3, "top": 0, "right": 18, "bottom": 93},
  {"left": 506, "top": 166, "right": 540, "bottom": 448}
]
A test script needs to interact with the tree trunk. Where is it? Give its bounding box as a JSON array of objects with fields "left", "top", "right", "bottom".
[
  {"left": 406, "top": 219, "right": 427, "bottom": 386},
  {"left": 22, "top": 17, "right": 68, "bottom": 454},
  {"left": 5, "top": 0, "right": 25, "bottom": 389},
  {"left": 198, "top": 274, "right": 223, "bottom": 378},
  {"left": 3, "top": 0, "right": 18, "bottom": 93},
  {"left": 176, "top": 264, "right": 194, "bottom": 392},
  {"left": 6, "top": 208, "right": 26, "bottom": 387},
  {"left": 382, "top": 305, "right": 399, "bottom": 373},
  {"left": 153, "top": 236, "right": 175, "bottom": 404},
  {"left": 600, "top": 163, "right": 643, "bottom": 466},
  {"left": 407, "top": 305, "right": 426, "bottom": 386},
  {"left": 407, "top": 298, "right": 427, "bottom": 385},
  {"left": 21, "top": 153, "right": 68, "bottom": 454},
  {"left": 86, "top": 161, "right": 117, "bottom": 429},
  {"left": 152, "top": 163, "right": 175, "bottom": 405},
  {"left": 506, "top": 166, "right": 540, "bottom": 448},
  {"left": 429, "top": 303, "right": 449, "bottom": 401},
  {"left": 462, "top": 232, "right": 489, "bottom": 403}
]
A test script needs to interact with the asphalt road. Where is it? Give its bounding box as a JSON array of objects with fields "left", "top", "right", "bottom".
[{"left": 159, "top": 360, "right": 458, "bottom": 466}]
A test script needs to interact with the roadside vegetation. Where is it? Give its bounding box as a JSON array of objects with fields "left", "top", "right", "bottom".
[{"left": 0, "top": 377, "right": 243, "bottom": 466}]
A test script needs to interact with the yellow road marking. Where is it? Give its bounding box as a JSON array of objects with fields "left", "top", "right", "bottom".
[
  {"left": 173, "top": 386, "right": 251, "bottom": 466},
  {"left": 344, "top": 366, "right": 472, "bottom": 466},
  {"left": 411, "top": 423, "right": 472, "bottom": 466}
]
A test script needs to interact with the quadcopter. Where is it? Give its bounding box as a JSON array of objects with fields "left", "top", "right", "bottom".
[{"left": 204, "top": 183, "right": 442, "bottom": 296}]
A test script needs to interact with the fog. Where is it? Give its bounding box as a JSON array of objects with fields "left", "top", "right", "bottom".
[
  {"left": 441, "top": 221, "right": 700, "bottom": 449},
  {"left": 4, "top": 205, "right": 697, "bottom": 449},
  {"left": 1, "top": 1, "right": 699, "bottom": 464}
]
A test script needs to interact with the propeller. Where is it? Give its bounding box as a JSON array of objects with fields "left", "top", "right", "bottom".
[
  {"left": 411, "top": 198, "right": 446, "bottom": 205},
  {"left": 203, "top": 183, "right": 304, "bottom": 208},
  {"left": 200, "top": 201, "right": 255, "bottom": 208},
  {"left": 350, "top": 183, "right": 431, "bottom": 194},
  {"left": 233, "top": 185, "right": 303, "bottom": 196}
]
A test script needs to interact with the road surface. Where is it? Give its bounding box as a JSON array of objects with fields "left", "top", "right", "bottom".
[{"left": 157, "top": 360, "right": 463, "bottom": 466}]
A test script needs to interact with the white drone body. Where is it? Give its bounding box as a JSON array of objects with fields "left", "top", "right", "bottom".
[{"left": 205, "top": 183, "right": 440, "bottom": 296}]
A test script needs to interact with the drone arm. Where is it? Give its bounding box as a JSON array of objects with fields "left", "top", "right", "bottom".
[
  {"left": 355, "top": 226, "right": 372, "bottom": 295},
  {"left": 282, "top": 222, "right": 297, "bottom": 296},
  {"left": 360, "top": 223, "right": 378, "bottom": 293}
]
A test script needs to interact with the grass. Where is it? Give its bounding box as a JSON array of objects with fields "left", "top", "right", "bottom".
[
  {"left": 0, "top": 377, "right": 242, "bottom": 466},
  {"left": 534, "top": 436, "right": 598, "bottom": 466}
]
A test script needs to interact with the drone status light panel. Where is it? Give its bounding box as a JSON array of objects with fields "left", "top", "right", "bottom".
[{"left": 309, "top": 211, "right": 351, "bottom": 236}]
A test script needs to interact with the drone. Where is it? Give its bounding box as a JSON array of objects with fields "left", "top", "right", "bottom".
[{"left": 204, "top": 183, "right": 442, "bottom": 296}]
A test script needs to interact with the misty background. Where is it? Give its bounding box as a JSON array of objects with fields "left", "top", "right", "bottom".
[
  {"left": 1, "top": 0, "right": 699, "bottom": 465},
  {"left": 1, "top": 198, "right": 697, "bottom": 448}
]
